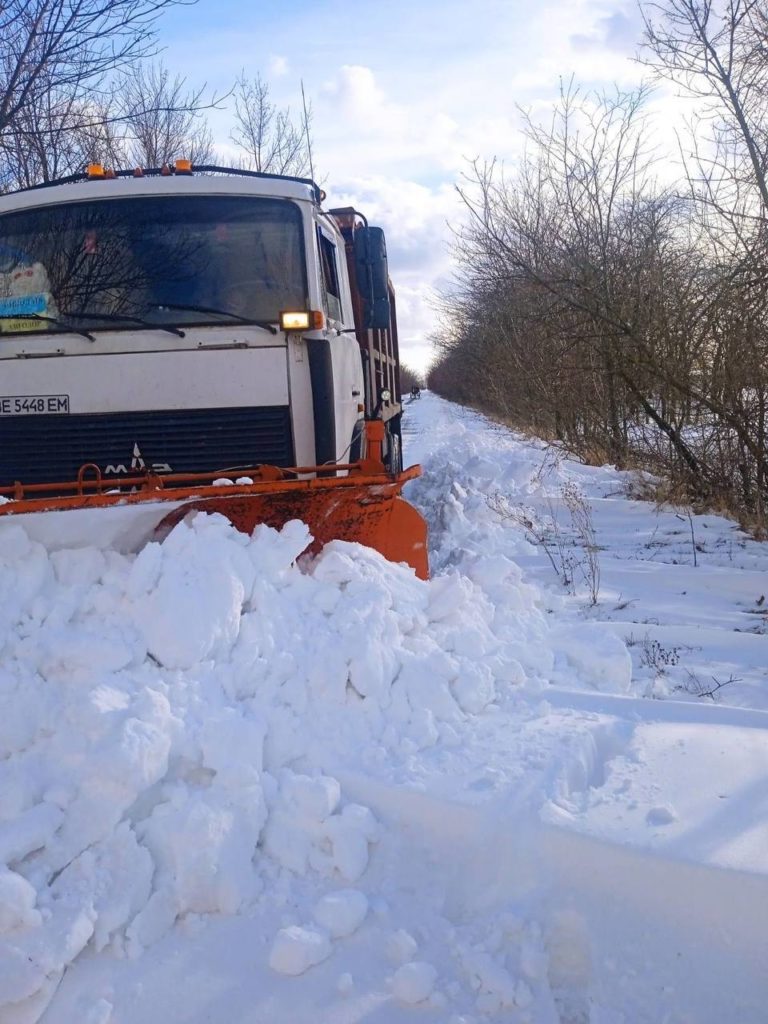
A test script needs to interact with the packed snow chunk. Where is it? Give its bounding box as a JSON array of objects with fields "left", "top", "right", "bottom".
[
  {"left": 250, "top": 519, "right": 314, "bottom": 577},
  {"left": 397, "top": 650, "right": 463, "bottom": 723},
  {"left": 320, "top": 804, "right": 380, "bottom": 882},
  {"left": 313, "top": 889, "right": 368, "bottom": 938},
  {"left": 404, "top": 706, "right": 439, "bottom": 750},
  {"left": 201, "top": 709, "right": 266, "bottom": 783},
  {"left": 0, "top": 525, "right": 52, "bottom": 629},
  {"left": 0, "top": 868, "right": 41, "bottom": 933},
  {"left": 452, "top": 661, "right": 496, "bottom": 715},
  {"left": 552, "top": 623, "right": 632, "bottom": 694},
  {"left": 85, "top": 998, "right": 113, "bottom": 1024},
  {"left": 0, "top": 801, "right": 63, "bottom": 864},
  {"left": 461, "top": 949, "right": 519, "bottom": 1011},
  {"left": 337, "top": 972, "right": 354, "bottom": 995},
  {"left": 646, "top": 805, "right": 678, "bottom": 826},
  {"left": 263, "top": 777, "right": 378, "bottom": 881},
  {"left": 427, "top": 572, "right": 476, "bottom": 623},
  {"left": 50, "top": 823, "right": 153, "bottom": 952},
  {"left": 386, "top": 928, "right": 419, "bottom": 964},
  {"left": 347, "top": 642, "right": 400, "bottom": 702},
  {"left": 37, "top": 625, "right": 136, "bottom": 680},
  {"left": 6, "top": 972, "right": 66, "bottom": 1024},
  {"left": 322, "top": 814, "right": 371, "bottom": 882},
  {"left": 136, "top": 783, "right": 267, "bottom": 929},
  {"left": 312, "top": 540, "right": 426, "bottom": 601},
  {"left": 0, "top": 668, "right": 51, "bottom": 759},
  {"left": 282, "top": 772, "right": 341, "bottom": 822},
  {"left": 268, "top": 925, "right": 333, "bottom": 976},
  {"left": 132, "top": 514, "right": 256, "bottom": 669},
  {"left": 50, "top": 546, "right": 108, "bottom": 588},
  {"left": 42, "top": 692, "right": 173, "bottom": 878},
  {"left": 125, "top": 541, "right": 162, "bottom": 598},
  {"left": 392, "top": 961, "right": 438, "bottom": 1004},
  {"left": 0, "top": 942, "right": 53, "bottom": 1008},
  {"left": 465, "top": 552, "right": 523, "bottom": 590},
  {"left": 339, "top": 803, "right": 380, "bottom": 843}
]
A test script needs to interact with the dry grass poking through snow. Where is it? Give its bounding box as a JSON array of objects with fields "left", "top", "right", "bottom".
[{"left": 488, "top": 481, "right": 601, "bottom": 606}]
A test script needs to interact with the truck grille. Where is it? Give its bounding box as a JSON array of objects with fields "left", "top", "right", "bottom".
[{"left": 0, "top": 406, "right": 294, "bottom": 491}]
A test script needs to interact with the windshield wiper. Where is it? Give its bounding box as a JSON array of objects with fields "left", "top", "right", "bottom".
[
  {"left": 63, "top": 310, "right": 186, "bottom": 338},
  {"left": 150, "top": 303, "right": 278, "bottom": 335},
  {"left": 0, "top": 313, "right": 95, "bottom": 341}
]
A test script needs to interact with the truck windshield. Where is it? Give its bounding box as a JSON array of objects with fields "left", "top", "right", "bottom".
[{"left": 0, "top": 194, "right": 307, "bottom": 335}]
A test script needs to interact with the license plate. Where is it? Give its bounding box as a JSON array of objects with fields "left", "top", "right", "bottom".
[{"left": 0, "top": 395, "right": 70, "bottom": 415}]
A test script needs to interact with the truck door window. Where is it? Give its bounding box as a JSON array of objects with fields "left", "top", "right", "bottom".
[{"left": 318, "top": 230, "right": 342, "bottom": 322}]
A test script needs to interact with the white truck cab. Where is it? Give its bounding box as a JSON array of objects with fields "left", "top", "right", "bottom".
[{"left": 0, "top": 165, "right": 403, "bottom": 490}]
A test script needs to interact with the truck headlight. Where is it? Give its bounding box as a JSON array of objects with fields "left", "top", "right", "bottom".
[{"left": 279, "top": 310, "right": 326, "bottom": 332}]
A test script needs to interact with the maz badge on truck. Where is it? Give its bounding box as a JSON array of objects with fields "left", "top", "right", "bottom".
[
  {"left": 0, "top": 395, "right": 70, "bottom": 415},
  {"left": 104, "top": 443, "right": 173, "bottom": 476}
]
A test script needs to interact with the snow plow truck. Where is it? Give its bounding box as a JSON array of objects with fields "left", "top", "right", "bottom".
[{"left": 0, "top": 162, "right": 428, "bottom": 577}]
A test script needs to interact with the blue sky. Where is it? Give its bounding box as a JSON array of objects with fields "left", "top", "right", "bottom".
[{"left": 157, "top": 0, "right": 647, "bottom": 371}]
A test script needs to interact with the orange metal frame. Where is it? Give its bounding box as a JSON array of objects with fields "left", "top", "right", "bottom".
[
  {"left": 0, "top": 459, "right": 429, "bottom": 579},
  {"left": 0, "top": 459, "right": 414, "bottom": 503}
]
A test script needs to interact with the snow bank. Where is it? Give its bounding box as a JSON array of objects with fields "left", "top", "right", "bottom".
[
  {"left": 0, "top": 509, "right": 547, "bottom": 1020},
  {"left": 7, "top": 393, "right": 766, "bottom": 1022}
]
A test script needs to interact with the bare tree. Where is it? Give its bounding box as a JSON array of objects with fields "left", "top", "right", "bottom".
[
  {"left": 230, "top": 73, "right": 312, "bottom": 176},
  {"left": 0, "top": 70, "right": 87, "bottom": 187},
  {"left": 640, "top": 0, "right": 768, "bottom": 528},
  {"left": 0, "top": 0, "right": 193, "bottom": 138},
  {"left": 121, "top": 63, "right": 214, "bottom": 167},
  {"left": 429, "top": 5, "right": 768, "bottom": 530},
  {"left": 641, "top": 0, "right": 768, "bottom": 231},
  {"left": 447, "top": 84, "right": 705, "bottom": 468},
  {"left": 399, "top": 363, "right": 424, "bottom": 394},
  {"left": 0, "top": 0, "right": 221, "bottom": 191}
]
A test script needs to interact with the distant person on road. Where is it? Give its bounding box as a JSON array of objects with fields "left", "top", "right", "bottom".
[{"left": 410, "top": 384, "right": 421, "bottom": 400}]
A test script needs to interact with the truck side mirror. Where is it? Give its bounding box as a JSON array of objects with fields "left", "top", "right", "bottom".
[{"left": 354, "top": 226, "right": 391, "bottom": 331}]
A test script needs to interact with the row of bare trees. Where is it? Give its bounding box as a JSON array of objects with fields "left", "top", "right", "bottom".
[
  {"left": 0, "top": 0, "right": 313, "bottom": 192},
  {"left": 431, "top": 0, "right": 768, "bottom": 530},
  {"left": 399, "top": 363, "right": 425, "bottom": 395}
]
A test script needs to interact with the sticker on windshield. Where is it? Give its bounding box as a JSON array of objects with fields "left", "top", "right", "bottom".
[
  {"left": 0, "top": 395, "right": 70, "bottom": 415},
  {"left": 0, "top": 261, "right": 54, "bottom": 331},
  {"left": 0, "top": 293, "right": 48, "bottom": 317},
  {"left": 0, "top": 317, "right": 49, "bottom": 334}
]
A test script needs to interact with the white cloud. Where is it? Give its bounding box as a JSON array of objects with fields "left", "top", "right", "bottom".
[
  {"left": 324, "top": 174, "right": 464, "bottom": 370},
  {"left": 158, "top": 0, "right": 690, "bottom": 372},
  {"left": 268, "top": 54, "right": 289, "bottom": 77},
  {"left": 318, "top": 65, "right": 462, "bottom": 177},
  {"left": 322, "top": 65, "right": 394, "bottom": 123}
]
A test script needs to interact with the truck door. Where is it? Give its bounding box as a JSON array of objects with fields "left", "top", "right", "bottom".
[{"left": 317, "top": 225, "right": 364, "bottom": 463}]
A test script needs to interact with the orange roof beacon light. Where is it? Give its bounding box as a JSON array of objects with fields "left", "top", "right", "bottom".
[
  {"left": 86, "top": 163, "right": 105, "bottom": 179},
  {"left": 174, "top": 159, "right": 193, "bottom": 175},
  {"left": 279, "top": 310, "right": 325, "bottom": 332}
]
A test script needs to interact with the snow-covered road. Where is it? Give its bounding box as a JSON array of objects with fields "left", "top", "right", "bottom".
[{"left": 1, "top": 394, "right": 766, "bottom": 1023}]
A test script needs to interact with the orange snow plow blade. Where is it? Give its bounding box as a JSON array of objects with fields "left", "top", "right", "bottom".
[{"left": 0, "top": 461, "right": 429, "bottom": 579}]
